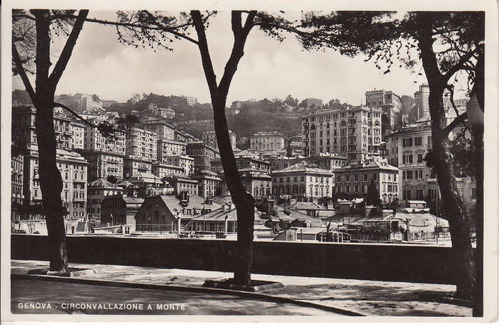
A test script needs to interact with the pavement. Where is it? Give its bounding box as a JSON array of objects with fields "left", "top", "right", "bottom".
[{"left": 10, "top": 259, "right": 472, "bottom": 317}]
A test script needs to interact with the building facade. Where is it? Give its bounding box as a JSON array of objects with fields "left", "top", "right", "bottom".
[
  {"left": 125, "top": 127, "right": 157, "bottom": 162},
  {"left": 186, "top": 141, "right": 220, "bottom": 174},
  {"left": 250, "top": 132, "right": 285, "bottom": 152},
  {"left": 365, "top": 89, "right": 402, "bottom": 133},
  {"left": 151, "top": 162, "right": 185, "bottom": 179},
  {"left": 301, "top": 105, "right": 383, "bottom": 162},
  {"left": 87, "top": 178, "right": 124, "bottom": 222},
  {"left": 271, "top": 162, "right": 334, "bottom": 200},
  {"left": 202, "top": 130, "right": 237, "bottom": 151},
  {"left": 334, "top": 158, "right": 399, "bottom": 204},
  {"left": 23, "top": 146, "right": 88, "bottom": 220},
  {"left": 144, "top": 121, "right": 175, "bottom": 141},
  {"left": 192, "top": 170, "right": 223, "bottom": 199},
  {"left": 157, "top": 139, "right": 187, "bottom": 162}
]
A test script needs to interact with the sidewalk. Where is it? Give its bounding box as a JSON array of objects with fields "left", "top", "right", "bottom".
[{"left": 11, "top": 260, "right": 472, "bottom": 316}]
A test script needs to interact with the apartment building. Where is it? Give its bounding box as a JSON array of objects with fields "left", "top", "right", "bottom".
[{"left": 301, "top": 105, "right": 383, "bottom": 162}]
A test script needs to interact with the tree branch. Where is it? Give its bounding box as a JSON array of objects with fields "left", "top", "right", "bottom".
[
  {"left": 53, "top": 102, "right": 96, "bottom": 128},
  {"left": 49, "top": 10, "right": 89, "bottom": 87},
  {"left": 191, "top": 10, "right": 218, "bottom": 96},
  {"left": 80, "top": 15, "right": 199, "bottom": 45},
  {"left": 12, "top": 43, "right": 37, "bottom": 103},
  {"left": 443, "top": 48, "right": 479, "bottom": 82},
  {"left": 218, "top": 11, "right": 256, "bottom": 97},
  {"left": 442, "top": 112, "right": 468, "bottom": 136},
  {"left": 446, "top": 85, "right": 470, "bottom": 131}
]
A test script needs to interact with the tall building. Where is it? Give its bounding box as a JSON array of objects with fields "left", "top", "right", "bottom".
[
  {"left": 334, "top": 157, "right": 399, "bottom": 204},
  {"left": 365, "top": 89, "right": 402, "bottom": 133},
  {"left": 70, "top": 122, "right": 86, "bottom": 150},
  {"left": 202, "top": 130, "right": 237, "bottom": 151},
  {"left": 23, "top": 146, "right": 88, "bottom": 220},
  {"left": 143, "top": 121, "right": 175, "bottom": 141},
  {"left": 12, "top": 105, "right": 73, "bottom": 150},
  {"left": 186, "top": 141, "right": 220, "bottom": 174},
  {"left": 157, "top": 139, "right": 187, "bottom": 162},
  {"left": 125, "top": 127, "right": 157, "bottom": 161},
  {"left": 82, "top": 125, "right": 126, "bottom": 181},
  {"left": 250, "top": 132, "right": 285, "bottom": 152},
  {"left": 301, "top": 106, "right": 383, "bottom": 162},
  {"left": 410, "top": 84, "right": 430, "bottom": 122},
  {"left": 385, "top": 123, "right": 433, "bottom": 200}
]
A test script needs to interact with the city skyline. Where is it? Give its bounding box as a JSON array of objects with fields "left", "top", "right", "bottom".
[{"left": 11, "top": 11, "right": 440, "bottom": 105}]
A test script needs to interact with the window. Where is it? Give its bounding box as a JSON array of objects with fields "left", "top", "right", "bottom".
[
  {"left": 363, "top": 174, "right": 368, "bottom": 182},
  {"left": 416, "top": 189, "right": 424, "bottom": 200},
  {"left": 415, "top": 137, "right": 423, "bottom": 146},
  {"left": 417, "top": 153, "right": 423, "bottom": 163}
]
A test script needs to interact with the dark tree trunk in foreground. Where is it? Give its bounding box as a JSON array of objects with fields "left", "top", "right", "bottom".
[
  {"left": 13, "top": 10, "right": 88, "bottom": 272},
  {"left": 417, "top": 16, "right": 475, "bottom": 301},
  {"left": 471, "top": 47, "right": 484, "bottom": 316},
  {"left": 192, "top": 11, "right": 257, "bottom": 285}
]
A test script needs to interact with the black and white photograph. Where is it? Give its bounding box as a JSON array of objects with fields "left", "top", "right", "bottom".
[{"left": 1, "top": 0, "right": 498, "bottom": 322}]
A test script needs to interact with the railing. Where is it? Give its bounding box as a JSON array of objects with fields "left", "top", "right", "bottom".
[{"left": 135, "top": 224, "right": 176, "bottom": 233}]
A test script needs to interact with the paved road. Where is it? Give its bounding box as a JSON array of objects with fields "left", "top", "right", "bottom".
[{"left": 11, "top": 279, "right": 334, "bottom": 316}]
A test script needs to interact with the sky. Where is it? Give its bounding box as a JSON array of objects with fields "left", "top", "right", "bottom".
[{"left": 12, "top": 11, "right": 437, "bottom": 105}]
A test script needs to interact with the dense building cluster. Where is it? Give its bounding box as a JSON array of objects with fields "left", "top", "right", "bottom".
[{"left": 10, "top": 86, "right": 476, "bottom": 242}]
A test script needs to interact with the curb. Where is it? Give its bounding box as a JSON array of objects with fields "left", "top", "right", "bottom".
[{"left": 11, "top": 273, "right": 364, "bottom": 316}]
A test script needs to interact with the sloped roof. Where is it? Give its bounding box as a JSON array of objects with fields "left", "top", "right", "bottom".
[
  {"left": 158, "top": 195, "right": 222, "bottom": 213},
  {"left": 271, "top": 161, "right": 333, "bottom": 175},
  {"left": 189, "top": 207, "right": 261, "bottom": 222},
  {"left": 88, "top": 178, "right": 116, "bottom": 188}
]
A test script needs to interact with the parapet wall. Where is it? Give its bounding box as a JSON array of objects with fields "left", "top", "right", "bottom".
[{"left": 11, "top": 235, "right": 458, "bottom": 284}]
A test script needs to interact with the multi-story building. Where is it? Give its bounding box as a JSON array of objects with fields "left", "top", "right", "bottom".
[
  {"left": 192, "top": 170, "right": 223, "bottom": 199},
  {"left": 409, "top": 84, "right": 430, "bottom": 123},
  {"left": 125, "top": 127, "right": 157, "bottom": 161},
  {"left": 12, "top": 105, "right": 73, "bottom": 150},
  {"left": 82, "top": 125, "right": 126, "bottom": 181},
  {"left": 151, "top": 162, "right": 185, "bottom": 179},
  {"left": 239, "top": 168, "right": 272, "bottom": 200},
  {"left": 165, "top": 154, "right": 194, "bottom": 176},
  {"left": 78, "top": 93, "right": 103, "bottom": 113},
  {"left": 70, "top": 122, "right": 85, "bottom": 150},
  {"left": 385, "top": 123, "right": 433, "bottom": 200},
  {"left": 23, "top": 146, "right": 88, "bottom": 220},
  {"left": 365, "top": 89, "right": 402, "bottom": 133},
  {"left": 124, "top": 157, "right": 152, "bottom": 178},
  {"left": 186, "top": 141, "right": 220, "bottom": 174},
  {"left": 301, "top": 105, "right": 383, "bottom": 162},
  {"left": 144, "top": 120, "right": 175, "bottom": 141},
  {"left": 334, "top": 158, "right": 399, "bottom": 204},
  {"left": 202, "top": 130, "right": 237, "bottom": 151},
  {"left": 271, "top": 162, "right": 334, "bottom": 200},
  {"left": 157, "top": 139, "right": 187, "bottom": 162},
  {"left": 87, "top": 178, "right": 124, "bottom": 222},
  {"left": 250, "top": 132, "right": 285, "bottom": 152},
  {"left": 184, "top": 96, "right": 198, "bottom": 106},
  {"left": 235, "top": 154, "right": 271, "bottom": 173},
  {"left": 11, "top": 152, "right": 24, "bottom": 222},
  {"left": 166, "top": 176, "right": 199, "bottom": 196}
]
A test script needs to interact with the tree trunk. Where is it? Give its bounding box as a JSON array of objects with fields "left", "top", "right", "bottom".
[
  {"left": 417, "top": 15, "right": 475, "bottom": 301},
  {"left": 191, "top": 11, "right": 257, "bottom": 286},
  {"left": 471, "top": 48, "right": 484, "bottom": 316},
  {"left": 212, "top": 96, "right": 255, "bottom": 286},
  {"left": 36, "top": 100, "right": 68, "bottom": 272},
  {"left": 33, "top": 10, "right": 68, "bottom": 272}
]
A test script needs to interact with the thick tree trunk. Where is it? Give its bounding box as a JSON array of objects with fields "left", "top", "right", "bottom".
[
  {"left": 36, "top": 100, "right": 68, "bottom": 272},
  {"left": 417, "top": 15, "right": 475, "bottom": 301},
  {"left": 471, "top": 49, "right": 484, "bottom": 316},
  {"left": 32, "top": 10, "right": 69, "bottom": 272},
  {"left": 212, "top": 96, "right": 255, "bottom": 286},
  {"left": 191, "top": 11, "right": 257, "bottom": 286}
]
